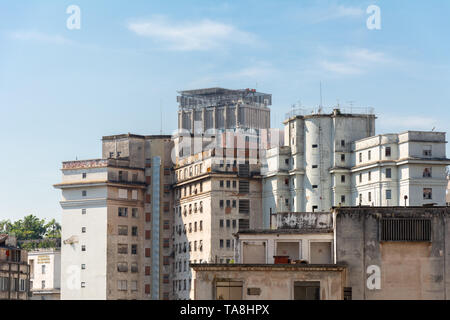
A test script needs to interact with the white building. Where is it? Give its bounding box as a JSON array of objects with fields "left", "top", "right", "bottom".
[
  {"left": 28, "top": 249, "right": 61, "bottom": 300},
  {"left": 352, "top": 131, "right": 450, "bottom": 206},
  {"left": 262, "top": 108, "right": 450, "bottom": 227}
]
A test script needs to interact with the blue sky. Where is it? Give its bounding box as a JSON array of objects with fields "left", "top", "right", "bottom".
[{"left": 1, "top": 0, "right": 449, "bottom": 222}]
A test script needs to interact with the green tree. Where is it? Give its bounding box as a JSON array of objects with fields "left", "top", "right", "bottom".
[
  {"left": 7, "top": 214, "right": 47, "bottom": 240},
  {"left": 44, "top": 219, "right": 61, "bottom": 238}
]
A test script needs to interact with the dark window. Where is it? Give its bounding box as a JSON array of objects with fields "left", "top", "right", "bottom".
[
  {"left": 386, "top": 189, "right": 392, "bottom": 200},
  {"left": 312, "top": 144, "right": 318, "bottom": 148},
  {"left": 381, "top": 218, "right": 431, "bottom": 241},
  {"left": 386, "top": 168, "right": 392, "bottom": 179},
  {"left": 238, "top": 199, "right": 250, "bottom": 214},
  {"left": 82, "top": 190, "right": 87, "bottom": 197},
  {"left": 344, "top": 287, "right": 352, "bottom": 300},
  {"left": 131, "top": 244, "right": 137, "bottom": 255},
  {"left": 82, "top": 173, "right": 87, "bottom": 179},
  {"left": 294, "top": 281, "right": 320, "bottom": 300},
  {"left": 312, "top": 165, "right": 318, "bottom": 169},
  {"left": 385, "top": 147, "right": 391, "bottom": 157},
  {"left": 220, "top": 219, "right": 224, "bottom": 228},
  {"left": 132, "top": 226, "right": 138, "bottom": 236},
  {"left": 341, "top": 154, "right": 345, "bottom": 162},
  {"left": 341, "top": 175, "right": 345, "bottom": 183},
  {"left": 220, "top": 200, "right": 224, "bottom": 208},
  {"left": 341, "top": 140, "right": 345, "bottom": 147},
  {"left": 220, "top": 180, "right": 224, "bottom": 187},
  {"left": 423, "top": 188, "right": 432, "bottom": 200},
  {"left": 341, "top": 195, "right": 346, "bottom": 203}
]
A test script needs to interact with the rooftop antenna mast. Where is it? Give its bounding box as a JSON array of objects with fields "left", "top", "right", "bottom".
[{"left": 160, "top": 99, "right": 163, "bottom": 135}]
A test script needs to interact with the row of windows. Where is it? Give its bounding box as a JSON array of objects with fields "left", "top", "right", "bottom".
[
  {"left": 174, "top": 278, "right": 191, "bottom": 292},
  {"left": 219, "top": 239, "right": 235, "bottom": 249},
  {"left": 118, "top": 225, "right": 139, "bottom": 236},
  {"left": 0, "top": 278, "right": 27, "bottom": 292},
  {"left": 117, "top": 262, "right": 139, "bottom": 273},
  {"left": 176, "top": 182, "right": 204, "bottom": 198},
  {"left": 117, "top": 207, "right": 139, "bottom": 218},
  {"left": 175, "top": 240, "right": 204, "bottom": 254},
  {"left": 176, "top": 221, "right": 203, "bottom": 235},
  {"left": 176, "top": 202, "right": 204, "bottom": 217},
  {"left": 176, "top": 164, "right": 204, "bottom": 181},
  {"left": 219, "top": 180, "right": 237, "bottom": 188},
  {"left": 219, "top": 219, "right": 237, "bottom": 229}
]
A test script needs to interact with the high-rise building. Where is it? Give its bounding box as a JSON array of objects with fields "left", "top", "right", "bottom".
[
  {"left": 172, "top": 88, "right": 272, "bottom": 299},
  {"left": 54, "top": 134, "right": 174, "bottom": 300}
]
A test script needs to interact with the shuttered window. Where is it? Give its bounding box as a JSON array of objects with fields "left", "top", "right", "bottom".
[{"left": 380, "top": 218, "right": 431, "bottom": 242}]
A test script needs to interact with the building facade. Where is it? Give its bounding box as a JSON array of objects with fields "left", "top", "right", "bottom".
[
  {"left": 352, "top": 131, "right": 450, "bottom": 206},
  {"left": 28, "top": 248, "right": 61, "bottom": 300},
  {"left": 262, "top": 108, "right": 450, "bottom": 228},
  {"left": 55, "top": 134, "right": 174, "bottom": 300},
  {"left": 0, "top": 235, "right": 31, "bottom": 300}
]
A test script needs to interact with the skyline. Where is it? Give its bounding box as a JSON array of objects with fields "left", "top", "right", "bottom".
[{"left": 1, "top": 0, "right": 450, "bottom": 221}]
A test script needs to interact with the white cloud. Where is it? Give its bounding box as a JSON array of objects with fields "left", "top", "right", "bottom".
[
  {"left": 9, "top": 31, "right": 73, "bottom": 45},
  {"left": 127, "top": 16, "right": 257, "bottom": 51},
  {"left": 319, "top": 48, "right": 391, "bottom": 76}
]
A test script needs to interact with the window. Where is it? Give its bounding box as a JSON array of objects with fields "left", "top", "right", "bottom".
[
  {"left": 232, "top": 200, "right": 236, "bottom": 208},
  {"left": 82, "top": 173, "right": 87, "bottom": 179},
  {"left": 423, "top": 188, "right": 432, "bottom": 200},
  {"left": 82, "top": 227, "right": 86, "bottom": 233},
  {"left": 118, "top": 207, "right": 128, "bottom": 217},
  {"left": 312, "top": 185, "right": 318, "bottom": 189},
  {"left": 341, "top": 175, "right": 345, "bottom": 183},
  {"left": 312, "top": 165, "right": 318, "bottom": 169},
  {"left": 81, "top": 245, "right": 86, "bottom": 252},
  {"left": 118, "top": 280, "right": 127, "bottom": 291},
  {"left": 82, "top": 209, "right": 86, "bottom": 215},
  {"left": 42, "top": 265, "right": 46, "bottom": 274},
  {"left": 132, "top": 226, "right": 138, "bottom": 236},
  {"left": 118, "top": 225, "right": 128, "bottom": 236},
  {"left": 145, "top": 248, "right": 151, "bottom": 257},
  {"left": 359, "top": 153, "right": 362, "bottom": 163},
  {"left": 385, "top": 147, "right": 391, "bottom": 157},
  {"left": 386, "top": 189, "right": 392, "bottom": 200},
  {"left": 82, "top": 190, "right": 87, "bottom": 197},
  {"left": 220, "top": 180, "right": 224, "bottom": 187},
  {"left": 341, "top": 154, "right": 345, "bottom": 162},
  {"left": 118, "top": 244, "right": 128, "bottom": 254},
  {"left": 117, "top": 262, "right": 128, "bottom": 272},
  {"left": 285, "top": 159, "right": 289, "bottom": 165},
  {"left": 294, "top": 281, "right": 320, "bottom": 300},
  {"left": 220, "top": 239, "right": 224, "bottom": 248},
  {"left": 220, "top": 200, "right": 224, "bottom": 208},
  {"left": 368, "top": 171, "right": 371, "bottom": 181},
  {"left": 131, "top": 244, "right": 137, "bottom": 255},
  {"left": 341, "top": 140, "right": 345, "bottom": 147},
  {"left": 216, "top": 281, "right": 243, "bottom": 300},
  {"left": 238, "top": 199, "right": 250, "bottom": 214},
  {"left": 226, "top": 220, "right": 230, "bottom": 228},
  {"left": 368, "top": 192, "right": 372, "bottom": 202},
  {"left": 381, "top": 218, "right": 431, "bottom": 241},
  {"left": 132, "top": 208, "right": 138, "bottom": 218},
  {"left": 368, "top": 150, "right": 371, "bottom": 161},
  {"left": 359, "top": 173, "right": 362, "bottom": 183},
  {"left": 81, "top": 264, "right": 86, "bottom": 270},
  {"left": 41, "top": 280, "right": 45, "bottom": 289},
  {"left": 226, "top": 180, "right": 231, "bottom": 188},
  {"left": 423, "top": 145, "right": 432, "bottom": 157},
  {"left": 232, "top": 220, "right": 237, "bottom": 228},
  {"left": 199, "top": 221, "right": 203, "bottom": 231},
  {"left": 386, "top": 168, "right": 392, "bottom": 179},
  {"left": 312, "top": 144, "right": 318, "bottom": 148},
  {"left": 220, "top": 219, "right": 224, "bottom": 228},
  {"left": 131, "top": 263, "right": 138, "bottom": 273},
  {"left": 131, "top": 281, "right": 138, "bottom": 292},
  {"left": 341, "top": 195, "right": 346, "bottom": 203},
  {"left": 226, "top": 239, "right": 231, "bottom": 249},
  {"left": 423, "top": 168, "right": 432, "bottom": 178}
]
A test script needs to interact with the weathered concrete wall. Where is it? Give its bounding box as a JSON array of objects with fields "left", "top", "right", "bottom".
[
  {"left": 335, "top": 207, "right": 450, "bottom": 300},
  {"left": 277, "top": 212, "right": 332, "bottom": 229},
  {"left": 192, "top": 265, "right": 346, "bottom": 300}
]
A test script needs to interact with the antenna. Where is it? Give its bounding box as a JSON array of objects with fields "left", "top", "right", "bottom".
[
  {"left": 319, "top": 81, "right": 323, "bottom": 107},
  {"left": 160, "top": 99, "right": 163, "bottom": 135}
]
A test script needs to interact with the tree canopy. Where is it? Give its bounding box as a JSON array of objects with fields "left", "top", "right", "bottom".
[{"left": 0, "top": 214, "right": 61, "bottom": 249}]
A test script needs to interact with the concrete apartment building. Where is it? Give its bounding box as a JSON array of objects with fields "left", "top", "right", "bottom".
[
  {"left": 192, "top": 211, "right": 345, "bottom": 300},
  {"left": 0, "top": 235, "right": 31, "bottom": 300},
  {"left": 172, "top": 88, "right": 272, "bottom": 300},
  {"left": 262, "top": 107, "right": 450, "bottom": 228},
  {"left": 193, "top": 206, "right": 450, "bottom": 300},
  {"left": 28, "top": 248, "right": 61, "bottom": 300},
  {"left": 54, "top": 134, "right": 174, "bottom": 300},
  {"left": 353, "top": 131, "right": 450, "bottom": 206}
]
